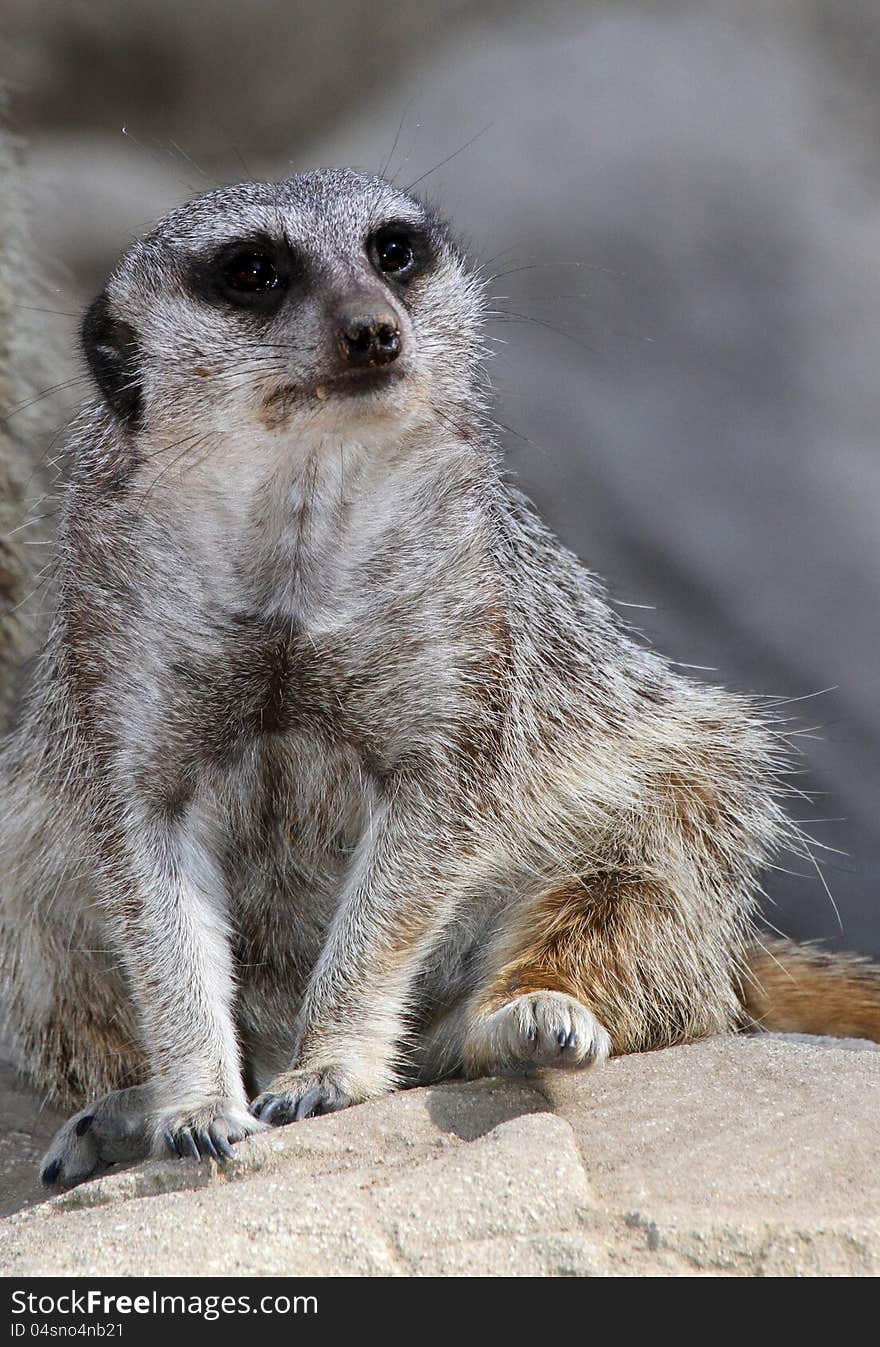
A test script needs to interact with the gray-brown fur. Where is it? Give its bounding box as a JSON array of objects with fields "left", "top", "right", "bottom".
[
  {"left": 0, "top": 102, "right": 56, "bottom": 736},
  {"left": 0, "top": 169, "right": 875, "bottom": 1190}
]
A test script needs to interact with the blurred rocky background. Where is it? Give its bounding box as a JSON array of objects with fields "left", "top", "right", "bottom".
[{"left": 1, "top": 0, "right": 878, "bottom": 951}]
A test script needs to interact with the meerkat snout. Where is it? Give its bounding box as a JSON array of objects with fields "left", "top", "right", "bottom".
[{"left": 337, "top": 304, "right": 402, "bottom": 369}]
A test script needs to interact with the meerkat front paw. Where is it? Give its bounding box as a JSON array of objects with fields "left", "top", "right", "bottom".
[
  {"left": 465, "top": 991, "right": 612, "bottom": 1077},
  {"left": 41, "top": 1084, "right": 157, "bottom": 1189},
  {"left": 157, "top": 1097, "right": 263, "bottom": 1162},
  {"left": 250, "top": 1066, "right": 358, "bottom": 1126}
]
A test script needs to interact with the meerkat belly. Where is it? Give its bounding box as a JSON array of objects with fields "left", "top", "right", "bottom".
[{"left": 221, "top": 730, "right": 372, "bottom": 1063}]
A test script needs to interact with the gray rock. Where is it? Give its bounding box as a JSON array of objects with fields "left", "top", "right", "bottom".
[{"left": 2, "top": 1035, "right": 877, "bottom": 1277}]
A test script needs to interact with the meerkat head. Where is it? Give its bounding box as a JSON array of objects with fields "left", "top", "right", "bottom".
[{"left": 81, "top": 169, "right": 487, "bottom": 450}]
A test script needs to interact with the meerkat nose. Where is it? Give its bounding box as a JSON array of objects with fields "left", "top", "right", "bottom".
[{"left": 337, "top": 308, "right": 402, "bottom": 367}]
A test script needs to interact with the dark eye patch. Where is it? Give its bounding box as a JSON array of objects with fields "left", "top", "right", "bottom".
[{"left": 187, "top": 235, "right": 302, "bottom": 313}]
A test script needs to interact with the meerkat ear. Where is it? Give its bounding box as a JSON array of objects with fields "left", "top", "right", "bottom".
[{"left": 81, "top": 292, "right": 143, "bottom": 429}]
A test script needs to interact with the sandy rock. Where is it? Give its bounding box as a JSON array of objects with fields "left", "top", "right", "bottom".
[
  {"left": 1, "top": 1035, "right": 877, "bottom": 1277},
  {"left": 0, "top": 1063, "right": 65, "bottom": 1221},
  {"left": 541, "top": 1034, "right": 880, "bottom": 1275}
]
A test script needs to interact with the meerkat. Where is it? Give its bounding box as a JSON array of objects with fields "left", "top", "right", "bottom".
[{"left": 1, "top": 170, "right": 878, "bottom": 1192}]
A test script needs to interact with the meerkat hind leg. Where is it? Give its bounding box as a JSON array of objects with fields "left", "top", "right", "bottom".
[
  {"left": 40, "top": 1084, "right": 157, "bottom": 1189},
  {"left": 41, "top": 1085, "right": 257, "bottom": 1187},
  {"left": 466, "top": 990, "right": 611, "bottom": 1077},
  {"left": 463, "top": 866, "right": 739, "bottom": 1081}
]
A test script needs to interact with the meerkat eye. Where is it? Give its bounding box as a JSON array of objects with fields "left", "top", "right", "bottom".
[
  {"left": 371, "top": 229, "right": 417, "bottom": 279},
  {"left": 221, "top": 251, "right": 282, "bottom": 295},
  {"left": 189, "top": 239, "right": 295, "bottom": 313}
]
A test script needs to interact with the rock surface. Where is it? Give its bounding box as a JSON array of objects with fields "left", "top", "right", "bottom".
[{"left": 1, "top": 1034, "right": 878, "bottom": 1277}]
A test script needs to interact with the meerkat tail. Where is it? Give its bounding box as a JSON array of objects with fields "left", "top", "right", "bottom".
[{"left": 741, "top": 938, "right": 880, "bottom": 1043}]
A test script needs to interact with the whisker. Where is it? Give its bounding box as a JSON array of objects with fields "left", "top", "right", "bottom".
[
  {"left": 2, "top": 376, "right": 91, "bottom": 422},
  {"left": 404, "top": 123, "right": 494, "bottom": 193},
  {"left": 380, "top": 96, "right": 417, "bottom": 180}
]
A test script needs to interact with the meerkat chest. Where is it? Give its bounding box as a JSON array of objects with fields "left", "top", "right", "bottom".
[
  {"left": 198, "top": 591, "right": 478, "bottom": 777},
  {"left": 147, "top": 438, "right": 505, "bottom": 782}
]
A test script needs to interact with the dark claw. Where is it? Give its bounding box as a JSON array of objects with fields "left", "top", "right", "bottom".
[
  {"left": 261, "top": 1096, "right": 286, "bottom": 1126},
  {"left": 162, "top": 1129, "right": 177, "bottom": 1157},
  {"left": 197, "top": 1128, "right": 220, "bottom": 1162},
  {"left": 173, "top": 1129, "right": 200, "bottom": 1161},
  {"left": 255, "top": 1079, "right": 351, "bottom": 1126},
  {"left": 211, "top": 1128, "right": 236, "bottom": 1160},
  {"left": 294, "top": 1087, "right": 325, "bottom": 1121},
  {"left": 557, "top": 1028, "right": 568, "bottom": 1048},
  {"left": 527, "top": 1024, "right": 538, "bottom": 1041},
  {"left": 566, "top": 1029, "right": 578, "bottom": 1049},
  {"left": 41, "top": 1159, "right": 62, "bottom": 1187},
  {"left": 74, "top": 1114, "right": 95, "bottom": 1138}
]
